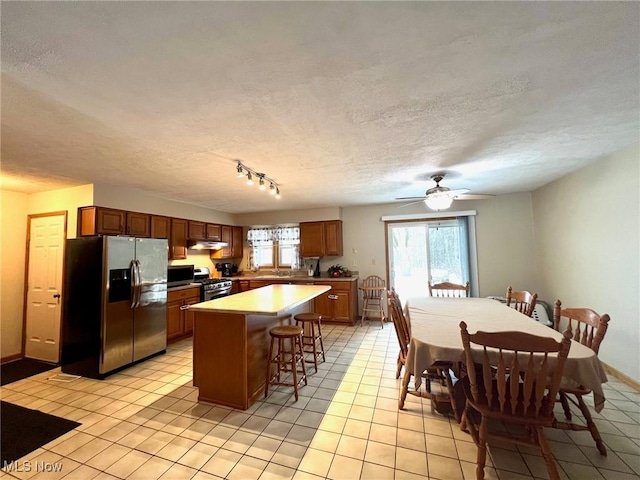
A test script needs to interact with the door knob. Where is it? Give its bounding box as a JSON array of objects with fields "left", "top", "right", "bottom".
[{"left": 53, "top": 293, "right": 61, "bottom": 304}]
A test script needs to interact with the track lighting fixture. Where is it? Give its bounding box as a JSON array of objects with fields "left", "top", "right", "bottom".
[{"left": 234, "top": 161, "right": 281, "bottom": 199}]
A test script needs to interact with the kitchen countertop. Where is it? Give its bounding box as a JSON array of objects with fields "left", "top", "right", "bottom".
[
  {"left": 167, "top": 283, "right": 201, "bottom": 291},
  {"left": 224, "top": 275, "right": 358, "bottom": 282},
  {"left": 190, "top": 284, "right": 330, "bottom": 315}
]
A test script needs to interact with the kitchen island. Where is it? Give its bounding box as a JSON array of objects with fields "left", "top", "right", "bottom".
[{"left": 189, "top": 284, "right": 330, "bottom": 409}]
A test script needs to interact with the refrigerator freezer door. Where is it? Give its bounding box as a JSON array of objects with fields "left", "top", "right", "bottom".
[
  {"left": 102, "top": 236, "right": 136, "bottom": 374},
  {"left": 133, "top": 238, "right": 168, "bottom": 362}
]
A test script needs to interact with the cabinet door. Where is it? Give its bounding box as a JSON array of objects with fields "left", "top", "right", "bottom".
[
  {"left": 188, "top": 221, "right": 207, "bottom": 240},
  {"left": 332, "top": 291, "right": 351, "bottom": 322},
  {"left": 151, "top": 216, "right": 170, "bottom": 239},
  {"left": 324, "top": 220, "right": 343, "bottom": 256},
  {"left": 183, "top": 297, "right": 200, "bottom": 335},
  {"left": 300, "top": 222, "right": 325, "bottom": 257},
  {"left": 314, "top": 292, "right": 333, "bottom": 320},
  {"left": 94, "top": 207, "right": 126, "bottom": 235},
  {"left": 220, "top": 226, "right": 232, "bottom": 258},
  {"left": 126, "top": 212, "right": 151, "bottom": 237},
  {"left": 249, "top": 280, "right": 272, "bottom": 289},
  {"left": 170, "top": 218, "right": 188, "bottom": 260},
  {"left": 238, "top": 280, "right": 251, "bottom": 292},
  {"left": 206, "top": 224, "right": 221, "bottom": 241},
  {"left": 232, "top": 226, "right": 243, "bottom": 258},
  {"left": 167, "top": 300, "right": 183, "bottom": 341}
]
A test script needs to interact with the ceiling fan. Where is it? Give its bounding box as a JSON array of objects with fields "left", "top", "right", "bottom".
[{"left": 395, "top": 173, "right": 493, "bottom": 210}]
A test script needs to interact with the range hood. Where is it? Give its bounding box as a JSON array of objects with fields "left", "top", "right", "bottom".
[{"left": 187, "top": 240, "right": 228, "bottom": 250}]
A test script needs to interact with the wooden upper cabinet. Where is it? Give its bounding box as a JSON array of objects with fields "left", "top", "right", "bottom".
[
  {"left": 151, "top": 215, "right": 170, "bottom": 239},
  {"left": 300, "top": 222, "right": 326, "bottom": 257},
  {"left": 300, "top": 220, "right": 343, "bottom": 257},
  {"left": 219, "top": 225, "right": 232, "bottom": 258},
  {"left": 232, "top": 226, "right": 243, "bottom": 258},
  {"left": 189, "top": 221, "right": 221, "bottom": 241},
  {"left": 78, "top": 206, "right": 125, "bottom": 236},
  {"left": 170, "top": 218, "right": 188, "bottom": 260},
  {"left": 207, "top": 224, "right": 221, "bottom": 241},
  {"left": 188, "top": 221, "right": 207, "bottom": 240},
  {"left": 126, "top": 212, "right": 150, "bottom": 237},
  {"left": 324, "top": 220, "right": 343, "bottom": 256}
]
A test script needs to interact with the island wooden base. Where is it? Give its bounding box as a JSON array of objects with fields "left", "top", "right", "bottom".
[{"left": 192, "top": 302, "right": 311, "bottom": 410}]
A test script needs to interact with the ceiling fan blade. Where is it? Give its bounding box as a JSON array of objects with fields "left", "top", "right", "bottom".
[
  {"left": 395, "top": 199, "right": 425, "bottom": 208},
  {"left": 453, "top": 193, "right": 495, "bottom": 200},
  {"left": 445, "top": 188, "right": 470, "bottom": 197},
  {"left": 394, "top": 196, "right": 425, "bottom": 201}
]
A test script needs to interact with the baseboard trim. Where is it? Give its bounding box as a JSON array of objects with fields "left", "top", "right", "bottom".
[
  {"left": 602, "top": 361, "right": 640, "bottom": 392},
  {"left": 1, "top": 353, "right": 23, "bottom": 364}
]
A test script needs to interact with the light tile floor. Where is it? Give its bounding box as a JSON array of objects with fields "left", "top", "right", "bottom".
[{"left": 1, "top": 323, "right": 639, "bottom": 479}]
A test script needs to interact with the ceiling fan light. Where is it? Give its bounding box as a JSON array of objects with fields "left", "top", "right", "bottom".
[{"left": 424, "top": 193, "right": 453, "bottom": 211}]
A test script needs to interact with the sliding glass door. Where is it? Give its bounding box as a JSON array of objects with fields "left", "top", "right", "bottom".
[{"left": 387, "top": 219, "right": 470, "bottom": 299}]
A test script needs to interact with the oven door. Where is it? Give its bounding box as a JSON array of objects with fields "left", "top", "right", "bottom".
[{"left": 203, "top": 286, "right": 232, "bottom": 301}]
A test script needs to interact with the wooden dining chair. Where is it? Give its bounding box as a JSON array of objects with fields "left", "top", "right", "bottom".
[
  {"left": 506, "top": 286, "right": 538, "bottom": 317},
  {"left": 387, "top": 289, "right": 410, "bottom": 379},
  {"left": 429, "top": 281, "right": 470, "bottom": 298},
  {"left": 552, "top": 300, "right": 610, "bottom": 456},
  {"left": 359, "top": 275, "right": 386, "bottom": 327},
  {"left": 459, "top": 321, "right": 572, "bottom": 480},
  {"left": 391, "top": 290, "right": 461, "bottom": 420}
]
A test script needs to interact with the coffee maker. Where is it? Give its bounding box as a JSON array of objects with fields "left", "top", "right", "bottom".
[{"left": 215, "top": 262, "right": 237, "bottom": 277}]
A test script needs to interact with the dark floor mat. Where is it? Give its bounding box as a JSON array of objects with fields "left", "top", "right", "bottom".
[
  {"left": 0, "top": 401, "right": 80, "bottom": 465},
  {"left": 1, "top": 358, "right": 57, "bottom": 386}
]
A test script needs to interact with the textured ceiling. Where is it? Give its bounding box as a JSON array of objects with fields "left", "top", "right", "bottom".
[{"left": 1, "top": 2, "right": 638, "bottom": 213}]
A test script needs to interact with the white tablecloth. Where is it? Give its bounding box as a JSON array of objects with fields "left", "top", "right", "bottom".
[{"left": 405, "top": 297, "right": 607, "bottom": 412}]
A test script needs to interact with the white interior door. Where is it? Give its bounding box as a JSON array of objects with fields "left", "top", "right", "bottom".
[{"left": 25, "top": 213, "right": 66, "bottom": 362}]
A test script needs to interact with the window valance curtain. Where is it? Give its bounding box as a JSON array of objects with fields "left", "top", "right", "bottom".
[{"left": 247, "top": 226, "right": 300, "bottom": 246}]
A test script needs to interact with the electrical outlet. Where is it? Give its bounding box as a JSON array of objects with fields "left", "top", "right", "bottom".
[
  {"left": 371, "top": 258, "right": 376, "bottom": 265},
  {"left": 352, "top": 260, "right": 358, "bottom": 267}
]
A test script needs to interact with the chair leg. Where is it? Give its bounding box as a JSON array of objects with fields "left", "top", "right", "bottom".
[
  {"left": 575, "top": 394, "right": 607, "bottom": 456},
  {"left": 559, "top": 391, "right": 572, "bottom": 420},
  {"left": 378, "top": 299, "right": 384, "bottom": 328},
  {"left": 535, "top": 426, "right": 561, "bottom": 480},
  {"left": 290, "top": 336, "right": 299, "bottom": 401},
  {"left": 442, "top": 367, "right": 461, "bottom": 423},
  {"left": 264, "top": 336, "right": 275, "bottom": 398},
  {"left": 399, "top": 368, "right": 411, "bottom": 409},
  {"left": 309, "top": 322, "right": 319, "bottom": 373},
  {"left": 396, "top": 353, "right": 403, "bottom": 379},
  {"left": 476, "top": 415, "right": 488, "bottom": 480},
  {"left": 361, "top": 298, "right": 368, "bottom": 326},
  {"left": 316, "top": 321, "right": 326, "bottom": 362}
]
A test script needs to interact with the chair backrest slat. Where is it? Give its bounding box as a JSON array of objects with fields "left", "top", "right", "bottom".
[
  {"left": 553, "top": 300, "right": 610, "bottom": 355},
  {"left": 429, "top": 281, "right": 470, "bottom": 298},
  {"left": 460, "top": 321, "right": 572, "bottom": 420},
  {"left": 506, "top": 286, "right": 538, "bottom": 317}
]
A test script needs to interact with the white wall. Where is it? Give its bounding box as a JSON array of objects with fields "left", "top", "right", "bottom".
[
  {"left": 236, "top": 194, "right": 537, "bottom": 298},
  {"left": 532, "top": 143, "right": 640, "bottom": 381},
  {"left": 0, "top": 190, "right": 29, "bottom": 358},
  {"left": 93, "top": 184, "right": 235, "bottom": 224}
]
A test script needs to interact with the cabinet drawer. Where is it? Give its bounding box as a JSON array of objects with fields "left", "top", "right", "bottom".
[
  {"left": 313, "top": 281, "right": 351, "bottom": 291},
  {"left": 168, "top": 286, "right": 201, "bottom": 302}
]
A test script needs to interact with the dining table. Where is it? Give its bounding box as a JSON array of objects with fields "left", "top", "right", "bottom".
[{"left": 402, "top": 296, "right": 608, "bottom": 418}]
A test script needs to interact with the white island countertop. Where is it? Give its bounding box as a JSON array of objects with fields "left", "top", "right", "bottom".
[{"left": 189, "top": 284, "right": 331, "bottom": 316}]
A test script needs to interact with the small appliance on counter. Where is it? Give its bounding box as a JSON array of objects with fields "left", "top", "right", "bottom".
[
  {"left": 167, "top": 264, "right": 195, "bottom": 287},
  {"left": 215, "top": 262, "right": 238, "bottom": 277}
]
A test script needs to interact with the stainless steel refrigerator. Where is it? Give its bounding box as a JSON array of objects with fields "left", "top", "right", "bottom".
[{"left": 61, "top": 236, "right": 168, "bottom": 379}]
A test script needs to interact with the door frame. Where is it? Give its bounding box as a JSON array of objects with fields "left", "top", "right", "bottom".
[{"left": 21, "top": 211, "right": 68, "bottom": 359}]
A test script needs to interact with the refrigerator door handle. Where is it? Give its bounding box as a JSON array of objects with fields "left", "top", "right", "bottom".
[
  {"left": 134, "top": 260, "right": 142, "bottom": 308},
  {"left": 130, "top": 261, "right": 137, "bottom": 309}
]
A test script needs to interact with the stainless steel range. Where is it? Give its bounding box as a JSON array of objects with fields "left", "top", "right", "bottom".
[{"left": 194, "top": 267, "right": 233, "bottom": 301}]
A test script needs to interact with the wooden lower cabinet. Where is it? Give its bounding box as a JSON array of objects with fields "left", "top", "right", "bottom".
[
  {"left": 167, "top": 286, "right": 201, "bottom": 342},
  {"left": 313, "top": 280, "right": 357, "bottom": 325}
]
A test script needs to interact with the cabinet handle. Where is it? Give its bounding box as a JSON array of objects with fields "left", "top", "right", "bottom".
[
  {"left": 328, "top": 294, "right": 338, "bottom": 300},
  {"left": 180, "top": 305, "right": 190, "bottom": 310}
]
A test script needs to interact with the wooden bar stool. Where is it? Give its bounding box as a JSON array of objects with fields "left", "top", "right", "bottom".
[
  {"left": 264, "top": 325, "right": 307, "bottom": 401},
  {"left": 294, "top": 312, "right": 326, "bottom": 373}
]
